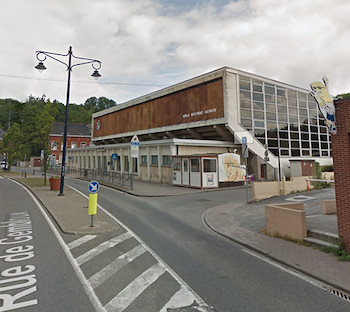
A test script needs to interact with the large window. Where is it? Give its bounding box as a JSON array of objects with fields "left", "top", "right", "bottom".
[
  {"left": 151, "top": 155, "right": 158, "bottom": 165},
  {"left": 162, "top": 155, "right": 171, "bottom": 166},
  {"left": 203, "top": 159, "right": 216, "bottom": 172},
  {"left": 239, "top": 75, "right": 331, "bottom": 158},
  {"left": 141, "top": 155, "right": 147, "bottom": 165}
]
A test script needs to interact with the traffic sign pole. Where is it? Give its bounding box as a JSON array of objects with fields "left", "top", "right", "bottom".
[{"left": 88, "top": 181, "right": 100, "bottom": 227}]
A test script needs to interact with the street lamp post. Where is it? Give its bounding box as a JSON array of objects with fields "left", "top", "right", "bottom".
[{"left": 35, "top": 46, "right": 102, "bottom": 196}]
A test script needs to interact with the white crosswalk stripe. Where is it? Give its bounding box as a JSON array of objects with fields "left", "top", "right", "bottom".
[
  {"left": 67, "top": 235, "right": 97, "bottom": 250},
  {"left": 88, "top": 244, "right": 146, "bottom": 289},
  {"left": 104, "top": 262, "right": 167, "bottom": 312},
  {"left": 76, "top": 232, "right": 132, "bottom": 265}
]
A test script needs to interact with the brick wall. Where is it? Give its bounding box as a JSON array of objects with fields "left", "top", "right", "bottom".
[{"left": 333, "top": 98, "right": 350, "bottom": 251}]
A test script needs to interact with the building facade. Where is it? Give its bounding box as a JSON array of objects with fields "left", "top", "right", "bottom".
[{"left": 67, "top": 67, "right": 332, "bottom": 185}]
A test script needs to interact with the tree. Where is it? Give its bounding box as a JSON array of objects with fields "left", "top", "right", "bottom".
[
  {"left": 1, "top": 123, "right": 23, "bottom": 170},
  {"left": 33, "top": 100, "right": 58, "bottom": 185}
]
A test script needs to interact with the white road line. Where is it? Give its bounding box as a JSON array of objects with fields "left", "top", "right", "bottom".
[
  {"left": 89, "top": 244, "right": 146, "bottom": 289},
  {"left": 68, "top": 184, "right": 212, "bottom": 311},
  {"left": 11, "top": 179, "right": 106, "bottom": 312},
  {"left": 160, "top": 286, "right": 199, "bottom": 312},
  {"left": 76, "top": 232, "right": 132, "bottom": 265},
  {"left": 104, "top": 262, "right": 166, "bottom": 312},
  {"left": 67, "top": 235, "right": 97, "bottom": 250}
]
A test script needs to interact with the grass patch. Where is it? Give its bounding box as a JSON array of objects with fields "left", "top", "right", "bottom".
[
  {"left": 322, "top": 237, "right": 350, "bottom": 261},
  {"left": 15, "top": 177, "right": 48, "bottom": 188},
  {"left": 0, "top": 171, "right": 21, "bottom": 176}
]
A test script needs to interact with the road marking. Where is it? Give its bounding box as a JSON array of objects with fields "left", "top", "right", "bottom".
[
  {"left": 160, "top": 286, "right": 199, "bottom": 312},
  {"left": 76, "top": 232, "right": 132, "bottom": 266},
  {"left": 67, "top": 235, "right": 97, "bottom": 250},
  {"left": 104, "top": 262, "right": 166, "bottom": 312},
  {"left": 88, "top": 244, "right": 146, "bottom": 289}
]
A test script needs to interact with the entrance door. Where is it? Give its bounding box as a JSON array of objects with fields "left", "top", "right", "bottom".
[
  {"left": 190, "top": 158, "right": 201, "bottom": 187},
  {"left": 182, "top": 158, "right": 189, "bottom": 186}
]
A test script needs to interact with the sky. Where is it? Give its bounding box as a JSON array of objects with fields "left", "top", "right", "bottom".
[{"left": 0, "top": 0, "right": 349, "bottom": 105}]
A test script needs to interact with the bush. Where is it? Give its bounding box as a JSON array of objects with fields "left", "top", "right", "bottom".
[
  {"left": 311, "top": 162, "right": 329, "bottom": 189},
  {"left": 321, "top": 164, "right": 333, "bottom": 172}
]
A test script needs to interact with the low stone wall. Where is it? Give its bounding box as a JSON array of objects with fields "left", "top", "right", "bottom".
[
  {"left": 322, "top": 199, "right": 337, "bottom": 215},
  {"left": 252, "top": 176, "right": 315, "bottom": 201},
  {"left": 265, "top": 203, "right": 306, "bottom": 240}
]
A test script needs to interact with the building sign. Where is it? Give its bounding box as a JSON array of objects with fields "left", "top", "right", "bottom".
[
  {"left": 310, "top": 77, "right": 336, "bottom": 134},
  {"left": 218, "top": 153, "right": 246, "bottom": 182}
]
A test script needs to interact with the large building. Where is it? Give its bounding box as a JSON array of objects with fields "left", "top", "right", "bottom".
[{"left": 67, "top": 67, "right": 332, "bottom": 186}]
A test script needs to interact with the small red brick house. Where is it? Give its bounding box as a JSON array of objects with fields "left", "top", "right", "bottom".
[{"left": 49, "top": 122, "right": 91, "bottom": 165}]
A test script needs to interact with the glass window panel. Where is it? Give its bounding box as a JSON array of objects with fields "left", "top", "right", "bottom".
[
  {"left": 239, "top": 75, "right": 250, "bottom": 82},
  {"left": 299, "top": 108, "right": 308, "bottom": 116},
  {"left": 290, "top": 132, "right": 299, "bottom": 139},
  {"left": 322, "top": 151, "right": 329, "bottom": 156},
  {"left": 252, "top": 79, "right": 263, "bottom": 84},
  {"left": 141, "top": 155, "right": 147, "bottom": 165},
  {"left": 312, "top": 149, "right": 320, "bottom": 156},
  {"left": 280, "top": 149, "right": 290, "bottom": 156},
  {"left": 291, "top": 141, "right": 299, "bottom": 148},
  {"left": 254, "top": 120, "right": 265, "bottom": 128},
  {"left": 266, "top": 103, "right": 276, "bottom": 112},
  {"left": 290, "top": 124, "right": 298, "bottom": 131},
  {"left": 270, "top": 149, "right": 279, "bottom": 156},
  {"left": 302, "top": 150, "right": 310, "bottom": 156},
  {"left": 162, "top": 155, "right": 171, "bottom": 166},
  {"left": 288, "top": 99, "right": 297, "bottom": 107},
  {"left": 266, "top": 112, "right": 276, "bottom": 121},
  {"left": 241, "top": 119, "right": 252, "bottom": 127},
  {"left": 309, "top": 102, "right": 318, "bottom": 110},
  {"left": 265, "top": 94, "right": 275, "bottom": 103},
  {"left": 240, "top": 81, "right": 250, "bottom": 90},
  {"left": 240, "top": 99, "right": 251, "bottom": 109},
  {"left": 302, "top": 141, "right": 310, "bottom": 148},
  {"left": 278, "top": 122, "right": 288, "bottom": 130},
  {"left": 277, "top": 97, "right": 287, "bottom": 105},
  {"left": 253, "top": 101, "right": 264, "bottom": 110},
  {"left": 291, "top": 149, "right": 301, "bottom": 156},
  {"left": 280, "top": 140, "right": 289, "bottom": 148},
  {"left": 254, "top": 129, "right": 265, "bottom": 138},
  {"left": 203, "top": 159, "right": 217, "bottom": 172},
  {"left": 265, "top": 86, "right": 275, "bottom": 94},
  {"left": 240, "top": 90, "right": 251, "bottom": 100},
  {"left": 311, "top": 133, "right": 318, "bottom": 141},
  {"left": 298, "top": 92, "right": 307, "bottom": 101},
  {"left": 279, "top": 131, "right": 289, "bottom": 139},
  {"left": 277, "top": 89, "right": 286, "bottom": 97},
  {"left": 258, "top": 138, "right": 265, "bottom": 145},
  {"left": 319, "top": 118, "right": 326, "bottom": 126},
  {"left": 267, "top": 129, "right": 277, "bottom": 138},
  {"left": 320, "top": 127, "right": 328, "bottom": 133},
  {"left": 267, "top": 122, "right": 277, "bottom": 129},
  {"left": 287, "top": 89, "right": 297, "bottom": 98},
  {"left": 299, "top": 101, "right": 307, "bottom": 108},
  {"left": 253, "top": 92, "right": 263, "bottom": 101},
  {"left": 289, "top": 115, "right": 299, "bottom": 123},
  {"left": 278, "top": 114, "right": 288, "bottom": 122},
  {"left": 312, "top": 142, "right": 319, "bottom": 148},
  {"left": 268, "top": 139, "right": 278, "bottom": 147},
  {"left": 300, "top": 117, "right": 309, "bottom": 126},
  {"left": 190, "top": 159, "right": 200, "bottom": 172},
  {"left": 151, "top": 155, "right": 158, "bottom": 165},
  {"left": 241, "top": 109, "right": 252, "bottom": 118},
  {"left": 308, "top": 94, "right": 316, "bottom": 102},
  {"left": 278, "top": 106, "right": 287, "bottom": 114},
  {"left": 301, "top": 133, "right": 309, "bottom": 140},
  {"left": 253, "top": 84, "right": 263, "bottom": 92},
  {"left": 289, "top": 107, "right": 298, "bottom": 115},
  {"left": 321, "top": 143, "right": 328, "bottom": 149},
  {"left": 254, "top": 110, "right": 264, "bottom": 119},
  {"left": 320, "top": 134, "right": 328, "bottom": 142}
]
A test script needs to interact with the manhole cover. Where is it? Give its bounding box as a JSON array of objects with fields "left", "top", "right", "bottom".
[{"left": 285, "top": 195, "right": 316, "bottom": 202}]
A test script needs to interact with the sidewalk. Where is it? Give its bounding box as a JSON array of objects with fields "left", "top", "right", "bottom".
[{"left": 11, "top": 172, "right": 350, "bottom": 296}]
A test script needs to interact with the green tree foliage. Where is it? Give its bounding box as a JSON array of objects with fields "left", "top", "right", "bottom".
[{"left": 1, "top": 123, "right": 24, "bottom": 170}]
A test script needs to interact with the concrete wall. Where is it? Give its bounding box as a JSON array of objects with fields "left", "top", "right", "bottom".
[
  {"left": 322, "top": 200, "right": 336, "bottom": 215},
  {"left": 265, "top": 203, "right": 306, "bottom": 240}
]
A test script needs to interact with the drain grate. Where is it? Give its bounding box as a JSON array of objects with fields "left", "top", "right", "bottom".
[{"left": 329, "top": 288, "right": 350, "bottom": 302}]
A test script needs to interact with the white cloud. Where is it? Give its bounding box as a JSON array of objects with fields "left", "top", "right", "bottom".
[{"left": 0, "top": 0, "right": 349, "bottom": 105}]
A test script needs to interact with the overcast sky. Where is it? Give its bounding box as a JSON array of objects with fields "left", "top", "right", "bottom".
[{"left": 1, "top": 0, "right": 349, "bottom": 105}]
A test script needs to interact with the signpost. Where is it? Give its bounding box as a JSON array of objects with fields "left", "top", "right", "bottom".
[
  {"left": 88, "top": 181, "right": 99, "bottom": 227},
  {"left": 242, "top": 137, "right": 249, "bottom": 203},
  {"left": 130, "top": 135, "right": 140, "bottom": 174}
]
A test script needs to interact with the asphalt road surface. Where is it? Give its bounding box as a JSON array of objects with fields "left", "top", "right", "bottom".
[{"left": 66, "top": 178, "right": 349, "bottom": 312}]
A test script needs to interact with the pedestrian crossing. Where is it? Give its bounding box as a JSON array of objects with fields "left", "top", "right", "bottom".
[{"left": 66, "top": 231, "right": 214, "bottom": 312}]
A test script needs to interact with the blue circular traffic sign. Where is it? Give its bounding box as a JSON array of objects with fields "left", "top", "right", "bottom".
[{"left": 88, "top": 181, "right": 100, "bottom": 193}]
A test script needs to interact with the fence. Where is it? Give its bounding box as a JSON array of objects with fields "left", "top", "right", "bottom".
[
  {"left": 79, "top": 169, "right": 134, "bottom": 190},
  {"left": 47, "top": 165, "right": 78, "bottom": 176}
]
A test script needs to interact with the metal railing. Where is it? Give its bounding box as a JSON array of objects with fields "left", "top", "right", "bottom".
[
  {"left": 47, "top": 165, "right": 78, "bottom": 175},
  {"left": 79, "top": 169, "right": 134, "bottom": 190}
]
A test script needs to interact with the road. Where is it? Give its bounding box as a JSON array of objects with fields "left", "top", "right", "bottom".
[
  {"left": 0, "top": 176, "right": 95, "bottom": 312},
  {"left": 66, "top": 178, "right": 349, "bottom": 312},
  {"left": 1, "top": 173, "right": 349, "bottom": 311}
]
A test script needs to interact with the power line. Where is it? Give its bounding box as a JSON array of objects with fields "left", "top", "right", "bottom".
[{"left": 0, "top": 74, "right": 166, "bottom": 87}]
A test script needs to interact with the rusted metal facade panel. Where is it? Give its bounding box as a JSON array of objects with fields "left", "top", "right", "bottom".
[{"left": 94, "top": 78, "right": 224, "bottom": 138}]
